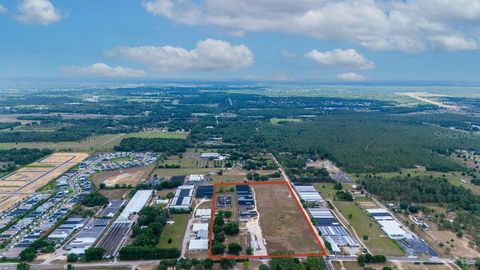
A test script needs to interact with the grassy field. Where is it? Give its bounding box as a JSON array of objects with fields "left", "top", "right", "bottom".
[
  {"left": 269, "top": 118, "right": 303, "bottom": 125},
  {"left": 356, "top": 168, "right": 480, "bottom": 195},
  {"left": 157, "top": 214, "right": 189, "bottom": 249},
  {"left": 0, "top": 131, "right": 188, "bottom": 152},
  {"left": 153, "top": 167, "right": 212, "bottom": 177},
  {"left": 315, "top": 183, "right": 405, "bottom": 256}
]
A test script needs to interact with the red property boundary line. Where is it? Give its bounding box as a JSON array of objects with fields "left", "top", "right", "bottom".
[{"left": 208, "top": 181, "right": 327, "bottom": 259}]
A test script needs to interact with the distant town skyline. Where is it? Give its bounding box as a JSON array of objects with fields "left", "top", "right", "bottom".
[{"left": 1, "top": 0, "right": 480, "bottom": 82}]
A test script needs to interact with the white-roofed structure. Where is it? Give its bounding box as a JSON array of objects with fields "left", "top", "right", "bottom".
[
  {"left": 192, "top": 223, "right": 209, "bottom": 232},
  {"left": 188, "top": 239, "right": 209, "bottom": 251},
  {"left": 367, "top": 208, "right": 411, "bottom": 239},
  {"left": 169, "top": 185, "right": 194, "bottom": 210},
  {"left": 308, "top": 208, "right": 359, "bottom": 253},
  {"left": 377, "top": 220, "right": 411, "bottom": 239},
  {"left": 293, "top": 183, "right": 324, "bottom": 204},
  {"left": 118, "top": 190, "right": 152, "bottom": 221},
  {"left": 195, "top": 209, "right": 212, "bottom": 221},
  {"left": 187, "top": 174, "right": 206, "bottom": 184}
]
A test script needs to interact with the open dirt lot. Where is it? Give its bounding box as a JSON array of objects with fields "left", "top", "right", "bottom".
[
  {"left": 0, "top": 152, "right": 88, "bottom": 211},
  {"left": 253, "top": 184, "right": 321, "bottom": 254},
  {"left": 426, "top": 224, "right": 479, "bottom": 258},
  {"left": 91, "top": 164, "right": 155, "bottom": 187},
  {"left": 98, "top": 188, "right": 130, "bottom": 200}
]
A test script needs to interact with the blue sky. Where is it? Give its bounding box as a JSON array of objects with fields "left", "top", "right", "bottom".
[{"left": 1, "top": 0, "right": 480, "bottom": 83}]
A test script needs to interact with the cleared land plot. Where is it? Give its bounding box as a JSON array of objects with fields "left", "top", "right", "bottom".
[
  {"left": 270, "top": 118, "right": 303, "bottom": 125},
  {"left": 253, "top": 183, "right": 322, "bottom": 254},
  {"left": 157, "top": 214, "right": 189, "bottom": 249},
  {"left": 315, "top": 183, "right": 405, "bottom": 256},
  {"left": 91, "top": 164, "right": 155, "bottom": 188},
  {"left": 98, "top": 189, "right": 130, "bottom": 200},
  {"left": 427, "top": 225, "right": 479, "bottom": 258},
  {"left": 0, "top": 131, "right": 188, "bottom": 152},
  {"left": 0, "top": 152, "right": 88, "bottom": 211}
]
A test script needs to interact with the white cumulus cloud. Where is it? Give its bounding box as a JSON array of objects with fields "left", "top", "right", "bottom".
[
  {"left": 105, "top": 39, "right": 253, "bottom": 72},
  {"left": 306, "top": 49, "right": 374, "bottom": 70},
  {"left": 62, "top": 63, "right": 146, "bottom": 78},
  {"left": 142, "top": 0, "right": 480, "bottom": 52},
  {"left": 429, "top": 35, "right": 479, "bottom": 51},
  {"left": 0, "top": 4, "right": 7, "bottom": 14},
  {"left": 337, "top": 72, "right": 365, "bottom": 81},
  {"left": 16, "top": 0, "right": 62, "bottom": 25}
]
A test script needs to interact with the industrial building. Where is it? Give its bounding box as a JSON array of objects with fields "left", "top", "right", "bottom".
[
  {"left": 97, "top": 220, "right": 133, "bottom": 258},
  {"left": 308, "top": 208, "right": 359, "bottom": 253},
  {"left": 66, "top": 218, "right": 110, "bottom": 254},
  {"left": 195, "top": 208, "right": 212, "bottom": 221},
  {"left": 98, "top": 200, "right": 125, "bottom": 218},
  {"left": 168, "top": 185, "right": 194, "bottom": 210},
  {"left": 188, "top": 239, "right": 209, "bottom": 251},
  {"left": 236, "top": 185, "right": 255, "bottom": 209},
  {"left": 118, "top": 190, "right": 153, "bottom": 221},
  {"left": 367, "top": 208, "right": 411, "bottom": 240},
  {"left": 187, "top": 174, "right": 206, "bottom": 185},
  {"left": 293, "top": 182, "right": 324, "bottom": 204},
  {"left": 195, "top": 185, "right": 214, "bottom": 199},
  {"left": 200, "top": 152, "right": 226, "bottom": 160},
  {"left": 48, "top": 217, "right": 86, "bottom": 243}
]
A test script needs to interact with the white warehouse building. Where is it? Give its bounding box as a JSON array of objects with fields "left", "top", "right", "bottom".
[
  {"left": 367, "top": 208, "right": 411, "bottom": 240},
  {"left": 118, "top": 190, "right": 153, "bottom": 221}
]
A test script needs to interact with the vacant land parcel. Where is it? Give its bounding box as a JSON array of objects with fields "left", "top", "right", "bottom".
[
  {"left": 0, "top": 152, "right": 88, "bottom": 211},
  {"left": 91, "top": 164, "right": 155, "bottom": 188},
  {"left": 253, "top": 183, "right": 323, "bottom": 255},
  {"left": 210, "top": 182, "right": 325, "bottom": 259}
]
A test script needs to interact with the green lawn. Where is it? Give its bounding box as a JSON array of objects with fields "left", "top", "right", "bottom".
[
  {"left": 157, "top": 214, "right": 189, "bottom": 249},
  {"left": 334, "top": 200, "right": 404, "bottom": 256},
  {"left": 270, "top": 118, "right": 303, "bottom": 125},
  {"left": 314, "top": 183, "right": 404, "bottom": 256}
]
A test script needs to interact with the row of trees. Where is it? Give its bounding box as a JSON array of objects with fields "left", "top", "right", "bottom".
[
  {"left": 0, "top": 148, "right": 52, "bottom": 173},
  {"left": 114, "top": 138, "right": 186, "bottom": 154},
  {"left": 119, "top": 206, "right": 180, "bottom": 260}
]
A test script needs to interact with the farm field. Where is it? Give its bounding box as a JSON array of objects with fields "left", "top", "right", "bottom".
[
  {"left": 90, "top": 164, "right": 155, "bottom": 188},
  {"left": 157, "top": 214, "right": 189, "bottom": 250},
  {"left": 253, "top": 183, "right": 322, "bottom": 254},
  {"left": 0, "top": 152, "right": 88, "bottom": 211},
  {"left": 270, "top": 118, "right": 303, "bottom": 125},
  {"left": 315, "top": 183, "right": 405, "bottom": 256},
  {"left": 0, "top": 130, "right": 188, "bottom": 152}
]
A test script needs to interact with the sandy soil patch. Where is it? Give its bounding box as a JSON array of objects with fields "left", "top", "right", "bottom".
[
  {"left": 91, "top": 164, "right": 155, "bottom": 187},
  {"left": 427, "top": 225, "right": 479, "bottom": 258},
  {"left": 0, "top": 152, "right": 87, "bottom": 211},
  {"left": 253, "top": 184, "right": 321, "bottom": 254},
  {"left": 3, "top": 171, "right": 42, "bottom": 181},
  {"left": 98, "top": 189, "right": 129, "bottom": 200},
  {"left": 357, "top": 201, "right": 379, "bottom": 209}
]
